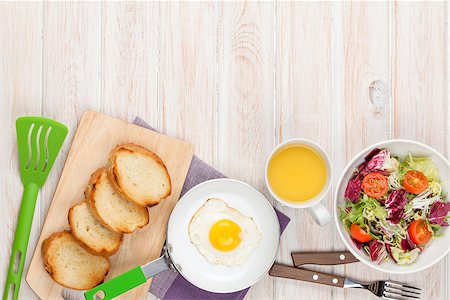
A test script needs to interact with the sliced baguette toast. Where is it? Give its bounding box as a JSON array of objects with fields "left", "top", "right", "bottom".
[
  {"left": 85, "top": 168, "right": 149, "bottom": 234},
  {"left": 42, "top": 231, "right": 110, "bottom": 290},
  {"left": 107, "top": 143, "right": 171, "bottom": 207},
  {"left": 69, "top": 201, "right": 123, "bottom": 257}
]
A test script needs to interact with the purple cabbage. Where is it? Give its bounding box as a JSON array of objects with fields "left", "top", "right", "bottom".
[
  {"left": 344, "top": 178, "right": 362, "bottom": 203},
  {"left": 386, "top": 189, "right": 408, "bottom": 224},
  {"left": 428, "top": 201, "right": 450, "bottom": 226},
  {"left": 401, "top": 234, "right": 416, "bottom": 251}
]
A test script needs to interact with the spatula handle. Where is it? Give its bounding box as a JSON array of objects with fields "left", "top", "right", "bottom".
[
  {"left": 3, "top": 183, "right": 39, "bottom": 300},
  {"left": 84, "top": 267, "right": 147, "bottom": 300}
]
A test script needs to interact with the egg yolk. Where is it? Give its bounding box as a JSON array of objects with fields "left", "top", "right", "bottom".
[{"left": 209, "top": 219, "right": 241, "bottom": 252}]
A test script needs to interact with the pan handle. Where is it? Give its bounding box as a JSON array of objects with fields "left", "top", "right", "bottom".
[
  {"left": 84, "top": 266, "right": 147, "bottom": 300},
  {"left": 84, "top": 255, "right": 170, "bottom": 300}
]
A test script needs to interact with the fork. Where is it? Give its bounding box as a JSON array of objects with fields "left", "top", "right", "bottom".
[{"left": 270, "top": 253, "right": 421, "bottom": 300}]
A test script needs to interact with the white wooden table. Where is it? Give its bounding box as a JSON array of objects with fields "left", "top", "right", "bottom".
[{"left": 1, "top": 2, "right": 449, "bottom": 300}]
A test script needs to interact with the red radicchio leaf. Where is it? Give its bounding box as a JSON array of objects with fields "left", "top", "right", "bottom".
[
  {"left": 357, "top": 148, "right": 389, "bottom": 178},
  {"left": 369, "top": 240, "right": 383, "bottom": 261},
  {"left": 352, "top": 238, "right": 364, "bottom": 250},
  {"left": 386, "top": 189, "right": 408, "bottom": 224},
  {"left": 357, "top": 148, "right": 381, "bottom": 175},
  {"left": 366, "top": 149, "right": 389, "bottom": 171},
  {"left": 369, "top": 240, "right": 381, "bottom": 261},
  {"left": 344, "top": 178, "right": 362, "bottom": 203},
  {"left": 401, "top": 234, "right": 416, "bottom": 251},
  {"left": 364, "top": 148, "right": 382, "bottom": 161},
  {"left": 428, "top": 201, "right": 450, "bottom": 226},
  {"left": 385, "top": 243, "right": 397, "bottom": 263}
]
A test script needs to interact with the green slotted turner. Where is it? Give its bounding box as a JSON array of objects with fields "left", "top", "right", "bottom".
[{"left": 3, "top": 117, "right": 68, "bottom": 300}]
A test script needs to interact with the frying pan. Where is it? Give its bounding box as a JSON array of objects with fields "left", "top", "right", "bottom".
[{"left": 84, "top": 179, "right": 280, "bottom": 299}]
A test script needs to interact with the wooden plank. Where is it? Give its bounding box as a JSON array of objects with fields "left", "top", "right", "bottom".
[
  {"left": 448, "top": 4, "right": 450, "bottom": 298},
  {"left": 331, "top": 2, "right": 391, "bottom": 299},
  {"left": 159, "top": 1, "right": 218, "bottom": 165},
  {"left": 0, "top": 3, "right": 43, "bottom": 300},
  {"left": 101, "top": 1, "right": 160, "bottom": 126},
  {"left": 275, "top": 2, "right": 333, "bottom": 300},
  {"left": 101, "top": 3, "right": 160, "bottom": 299},
  {"left": 26, "top": 111, "right": 194, "bottom": 300},
  {"left": 35, "top": 2, "right": 101, "bottom": 299},
  {"left": 217, "top": 2, "right": 275, "bottom": 299},
  {"left": 391, "top": 2, "right": 448, "bottom": 299}
]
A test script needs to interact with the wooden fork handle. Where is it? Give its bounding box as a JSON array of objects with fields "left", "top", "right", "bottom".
[
  {"left": 291, "top": 251, "right": 358, "bottom": 267},
  {"left": 270, "top": 263, "right": 345, "bottom": 288}
]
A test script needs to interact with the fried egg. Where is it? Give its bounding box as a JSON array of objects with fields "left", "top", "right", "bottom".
[{"left": 188, "top": 198, "right": 262, "bottom": 267}]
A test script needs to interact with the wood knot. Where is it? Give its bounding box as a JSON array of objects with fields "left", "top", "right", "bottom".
[{"left": 369, "top": 80, "right": 387, "bottom": 113}]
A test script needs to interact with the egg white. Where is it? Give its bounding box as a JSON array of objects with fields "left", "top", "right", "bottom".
[{"left": 188, "top": 198, "right": 262, "bottom": 267}]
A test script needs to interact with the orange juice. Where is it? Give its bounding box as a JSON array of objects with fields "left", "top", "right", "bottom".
[{"left": 267, "top": 145, "right": 327, "bottom": 203}]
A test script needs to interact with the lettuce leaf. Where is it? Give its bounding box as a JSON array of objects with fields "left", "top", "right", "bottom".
[
  {"left": 390, "top": 247, "right": 420, "bottom": 265},
  {"left": 404, "top": 153, "right": 439, "bottom": 181}
]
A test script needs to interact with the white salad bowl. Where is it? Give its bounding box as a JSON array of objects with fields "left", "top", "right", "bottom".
[{"left": 334, "top": 139, "right": 450, "bottom": 274}]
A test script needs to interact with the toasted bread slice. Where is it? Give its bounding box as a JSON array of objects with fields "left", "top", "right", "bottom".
[
  {"left": 42, "top": 231, "right": 110, "bottom": 290},
  {"left": 107, "top": 143, "right": 171, "bottom": 207},
  {"left": 85, "top": 168, "right": 149, "bottom": 234},
  {"left": 69, "top": 201, "right": 124, "bottom": 257}
]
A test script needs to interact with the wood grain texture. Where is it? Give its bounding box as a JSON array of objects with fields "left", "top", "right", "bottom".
[
  {"left": 217, "top": 2, "right": 275, "bottom": 299},
  {"left": 0, "top": 2, "right": 449, "bottom": 300},
  {"left": 101, "top": 1, "right": 160, "bottom": 124},
  {"left": 159, "top": 1, "right": 218, "bottom": 165},
  {"left": 26, "top": 111, "right": 194, "bottom": 300},
  {"left": 40, "top": 0, "right": 102, "bottom": 215},
  {"left": 0, "top": 3, "right": 43, "bottom": 300},
  {"left": 332, "top": 2, "right": 391, "bottom": 300},
  {"left": 39, "top": 4, "right": 101, "bottom": 299},
  {"left": 391, "top": 2, "right": 448, "bottom": 299},
  {"left": 275, "top": 2, "right": 333, "bottom": 300},
  {"left": 100, "top": 3, "right": 161, "bottom": 299}
]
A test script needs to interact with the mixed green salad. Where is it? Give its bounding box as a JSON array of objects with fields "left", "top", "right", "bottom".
[{"left": 340, "top": 148, "right": 450, "bottom": 265}]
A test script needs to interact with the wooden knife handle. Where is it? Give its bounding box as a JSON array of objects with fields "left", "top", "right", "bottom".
[
  {"left": 269, "top": 263, "right": 345, "bottom": 288},
  {"left": 291, "top": 251, "right": 358, "bottom": 267}
]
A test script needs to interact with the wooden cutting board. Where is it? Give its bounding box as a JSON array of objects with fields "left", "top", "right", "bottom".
[{"left": 26, "top": 111, "right": 194, "bottom": 300}]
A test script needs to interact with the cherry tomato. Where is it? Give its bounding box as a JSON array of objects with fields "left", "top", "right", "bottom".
[
  {"left": 362, "top": 172, "right": 388, "bottom": 199},
  {"left": 403, "top": 170, "right": 428, "bottom": 194},
  {"left": 350, "top": 223, "right": 373, "bottom": 243},
  {"left": 408, "top": 219, "right": 432, "bottom": 245}
]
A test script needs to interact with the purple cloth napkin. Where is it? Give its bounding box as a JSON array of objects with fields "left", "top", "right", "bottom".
[{"left": 133, "top": 117, "right": 290, "bottom": 300}]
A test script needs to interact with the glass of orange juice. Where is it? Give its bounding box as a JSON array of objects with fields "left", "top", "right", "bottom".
[{"left": 265, "top": 138, "right": 331, "bottom": 225}]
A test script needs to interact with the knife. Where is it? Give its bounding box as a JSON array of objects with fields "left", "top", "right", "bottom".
[{"left": 291, "top": 251, "right": 359, "bottom": 267}]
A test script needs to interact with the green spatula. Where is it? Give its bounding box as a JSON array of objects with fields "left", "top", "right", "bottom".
[{"left": 3, "top": 117, "right": 68, "bottom": 300}]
